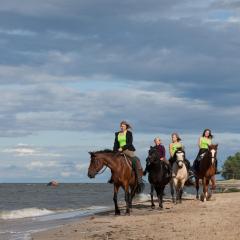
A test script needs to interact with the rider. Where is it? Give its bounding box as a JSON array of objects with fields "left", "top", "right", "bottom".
[
  {"left": 193, "top": 129, "right": 218, "bottom": 174},
  {"left": 169, "top": 132, "right": 192, "bottom": 176},
  {"left": 112, "top": 120, "right": 144, "bottom": 185},
  {"left": 144, "top": 137, "right": 171, "bottom": 177}
]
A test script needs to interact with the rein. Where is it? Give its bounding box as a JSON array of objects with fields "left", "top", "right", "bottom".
[{"left": 96, "top": 165, "right": 108, "bottom": 175}]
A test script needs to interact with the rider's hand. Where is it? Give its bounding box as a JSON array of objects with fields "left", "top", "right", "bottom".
[{"left": 118, "top": 148, "right": 123, "bottom": 152}]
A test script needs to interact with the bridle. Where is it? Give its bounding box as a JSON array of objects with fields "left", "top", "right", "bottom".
[
  {"left": 91, "top": 156, "right": 108, "bottom": 175},
  {"left": 175, "top": 150, "right": 185, "bottom": 167}
]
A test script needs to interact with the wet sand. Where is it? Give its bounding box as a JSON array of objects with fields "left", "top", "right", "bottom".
[{"left": 32, "top": 192, "right": 240, "bottom": 240}]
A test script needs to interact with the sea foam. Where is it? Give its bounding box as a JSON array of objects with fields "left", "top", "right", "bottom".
[{"left": 0, "top": 208, "right": 54, "bottom": 220}]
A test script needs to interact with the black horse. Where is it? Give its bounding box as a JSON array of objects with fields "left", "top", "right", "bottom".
[{"left": 145, "top": 146, "right": 171, "bottom": 209}]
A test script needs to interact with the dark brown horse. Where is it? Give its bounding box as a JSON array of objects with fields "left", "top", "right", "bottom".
[
  {"left": 195, "top": 144, "right": 218, "bottom": 201},
  {"left": 146, "top": 146, "right": 171, "bottom": 209},
  {"left": 87, "top": 150, "right": 142, "bottom": 215}
]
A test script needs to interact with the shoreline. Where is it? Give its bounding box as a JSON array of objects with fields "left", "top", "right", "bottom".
[{"left": 32, "top": 191, "right": 240, "bottom": 240}]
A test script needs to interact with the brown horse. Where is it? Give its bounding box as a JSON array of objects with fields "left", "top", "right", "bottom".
[
  {"left": 195, "top": 144, "right": 218, "bottom": 201},
  {"left": 87, "top": 150, "right": 142, "bottom": 215}
]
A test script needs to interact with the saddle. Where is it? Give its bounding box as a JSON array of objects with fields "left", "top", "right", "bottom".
[{"left": 121, "top": 153, "right": 144, "bottom": 182}]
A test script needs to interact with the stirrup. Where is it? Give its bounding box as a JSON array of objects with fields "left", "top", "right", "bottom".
[{"left": 108, "top": 177, "right": 113, "bottom": 184}]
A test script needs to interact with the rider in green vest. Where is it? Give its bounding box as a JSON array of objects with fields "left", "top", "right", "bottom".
[
  {"left": 169, "top": 133, "right": 191, "bottom": 174},
  {"left": 193, "top": 129, "right": 219, "bottom": 174},
  {"left": 111, "top": 121, "right": 144, "bottom": 191}
]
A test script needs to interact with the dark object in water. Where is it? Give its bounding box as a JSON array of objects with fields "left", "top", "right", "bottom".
[{"left": 47, "top": 181, "right": 59, "bottom": 187}]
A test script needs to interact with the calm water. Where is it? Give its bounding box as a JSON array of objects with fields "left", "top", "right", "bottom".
[{"left": 0, "top": 183, "right": 195, "bottom": 240}]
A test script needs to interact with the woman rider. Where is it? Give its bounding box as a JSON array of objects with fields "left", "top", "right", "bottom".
[
  {"left": 169, "top": 132, "right": 191, "bottom": 174},
  {"left": 193, "top": 129, "right": 218, "bottom": 173},
  {"left": 112, "top": 120, "right": 143, "bottom": 185},
  {"left": 143, "top": 137, "right": 171, "bottom": 177}
]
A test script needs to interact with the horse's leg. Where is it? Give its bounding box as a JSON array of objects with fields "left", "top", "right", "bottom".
[
  {"left": 155, "top": 186, "right": 162, "bottom": 209},
  {"left": 170, "top": 180, "right": 175, "bottom": 203},
  {"left": 158, "top": 186, "right": 164, "bottom": 209},
  {"left": 202, "top": 177, "right": 208, "bottom": 202},
  {"left": 150, "top": 184, "right": 155, "bottom": 209},
  {"left": 130, "top": 185, "right": 137, "bottom": 208},
  {"left": 113, "top": 184, "right": 120, "bottom": 215},
  {"left": 211, "top": 175, "right": 216, "bottom": 190},
  {"left": 129, "top": 188, "right": 133, "bottom": 209},
  {"left": 179, "top": 183, "right": 184, "bottom": 204},
  {"left": 176, "top": 183, "right": 179, "bottom": 204},
  {"left": 206, "top": 179, "right": 211, "bottom": 201},
  {"left": 195, "top": 177, "right": 200, "bottom": 199},
  {"left": 124, "top": 185, "right": 130, "bottom": 215}
]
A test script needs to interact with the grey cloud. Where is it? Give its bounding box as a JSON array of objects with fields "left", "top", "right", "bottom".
[
  {"left": 0, "top": 83, "right": 238, "bottom": 137},
  {"left": 0, "top": 0, "right": 239, "bottom": 137}
]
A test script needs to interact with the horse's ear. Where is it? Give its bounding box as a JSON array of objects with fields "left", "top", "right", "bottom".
[
  {"left": 88, "top": 151, "right": 95, "bottom": 156},
  {"left": 215, "top": 144, "right": 218, "bottom": 148}
]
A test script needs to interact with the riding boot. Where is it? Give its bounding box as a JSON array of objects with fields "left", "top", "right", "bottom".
[
  {"left": 164, "top": 162, "right": 172, "bottom": 178},
  {"left": 185, "top": 159, "right": 194, "bottom": 179},
  {"left": 215, "top": 159, "right": 220, "bottom": 174},
  {"left": 132, "top": 156, "right": 144, "bottom": 193},
  {"left": 143, "top": 160, "right": 150, "bottom": 176},
  {"left": 193, "top": 151, "right": 203, "bottom": 173},
  {"left": 107, "top": 176, "right": 113, "bottom": 184}
]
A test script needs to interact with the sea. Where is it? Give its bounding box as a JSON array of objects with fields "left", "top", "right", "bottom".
[{"left": 0, "top": 183, "right": 196, "bottom": 240}]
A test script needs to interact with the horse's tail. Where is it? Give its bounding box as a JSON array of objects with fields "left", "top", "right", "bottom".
[{"left": 136, "top": 181, "right": 145, "bottom": 194}]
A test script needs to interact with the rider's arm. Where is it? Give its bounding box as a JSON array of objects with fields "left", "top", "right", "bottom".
[
  {"left": 160, "top": 145, "right": 166, "bottom": 160},
  {"left": 113, "top": 132, "right": 119, "bottom": 152},
  {"left": 169, "top": 143, "right": 173, "bottom": 157},
  {"left": 198, "top": 137, "right": 201, "bottom": 149}
]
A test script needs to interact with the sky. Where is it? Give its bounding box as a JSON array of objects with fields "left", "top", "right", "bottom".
[{"left": 0, "top": 0, "right": 240, "bottom": 182}]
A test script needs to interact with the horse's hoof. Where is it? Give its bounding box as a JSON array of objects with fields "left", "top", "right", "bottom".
[
  {"left": 207, "top": 193, "right": 212, "bottom": 201},
  {"left": 151, "top": 205, "right": 155, "bottom": 209},
  {"left": 115, "top": 211, "right": 120, "bottom": 215},
  {"left": 125, "top": 210, "right": 130, "bottom": 215},
  {"left": 159, "top": 205, "right": 163, "bottom": 209}
]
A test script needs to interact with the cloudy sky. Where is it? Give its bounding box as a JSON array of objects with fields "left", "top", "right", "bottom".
[{"left": 0, "top": 0, "right": 240, "bottom": 182}]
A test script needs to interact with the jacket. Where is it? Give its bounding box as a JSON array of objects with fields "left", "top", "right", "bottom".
[{"left": 113, "top": 130, "right": 136, "bottom": 152}]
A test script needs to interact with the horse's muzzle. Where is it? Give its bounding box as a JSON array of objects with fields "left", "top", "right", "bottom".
[
  {"left": 177, "top": 161, "right": 184, "bottom": 168},
  {"left": 88, "top": 171, "right": 95, "bottom": 178}
]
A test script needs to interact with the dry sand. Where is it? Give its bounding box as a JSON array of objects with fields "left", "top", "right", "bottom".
[{"left": 32, "top": 192, "right": 240, "bottom": 240}]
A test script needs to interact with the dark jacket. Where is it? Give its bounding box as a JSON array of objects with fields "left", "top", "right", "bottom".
[
  {"left": 156, "top": 144, "right": 166, "bottom": 159},
  {"left": 113, "top": 130, "right": 136, "bottom": 152}
]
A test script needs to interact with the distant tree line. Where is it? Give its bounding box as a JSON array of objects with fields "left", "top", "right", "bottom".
[{"left": 222, "top": 152, "right": 240, "bottom": 180}]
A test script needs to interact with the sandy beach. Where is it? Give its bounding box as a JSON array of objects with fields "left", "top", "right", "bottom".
[{"left": 32, "top": 191, "right": 240, "bottom": 240}]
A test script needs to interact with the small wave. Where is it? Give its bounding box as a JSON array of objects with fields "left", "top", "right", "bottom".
[
  {"left": 134, "top": 193, "right": 151, "bottom": 202},
  {"left": 0, "top": 208, "right": 54, "bottom": 220}
]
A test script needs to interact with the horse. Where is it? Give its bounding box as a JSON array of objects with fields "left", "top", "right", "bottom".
[
  {"left": 195, "top": 144, "right": 218, "bottom": 202},
  {"left": 87, "top": 149, "right": 143, "bottom": 215},
  {"left": 146, "top": 146, "right": 171, "bottom": 209},
  {"left": 170, "top": 148, "right": 188, "bottom": 204}
]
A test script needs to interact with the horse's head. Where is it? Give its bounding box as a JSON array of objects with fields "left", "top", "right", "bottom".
[
  {"left": 147, "top": 146, "right": 160, "bottom": 164},
  {"left": 87, "top": 152, "right": 105, "bottom": 178},
  {"left": 208, "top": 144, "right": 218, "bottom": 165},
  {"left": 174, "top": 148, "right": 185, "bottom": 168}
]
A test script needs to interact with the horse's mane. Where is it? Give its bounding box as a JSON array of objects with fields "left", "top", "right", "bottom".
[
  {"left": 93, "top": 149, "right": 115, "bottom": 154},
  {"left": 173, "top": 147, "right": 185, "bottom": 157}
]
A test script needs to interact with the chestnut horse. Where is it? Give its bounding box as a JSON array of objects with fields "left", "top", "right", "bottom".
[
  {"left": 87, "top": 150, "right": 143, "bottom": 215},
  {"left": 195, "top": 144, "right": 218, "bottom": 201},
  {"left": 170, "top": 148, "right": 188, "bottom": 204}
]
